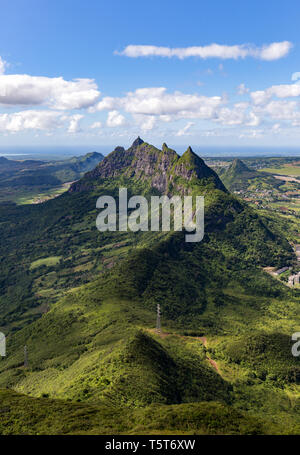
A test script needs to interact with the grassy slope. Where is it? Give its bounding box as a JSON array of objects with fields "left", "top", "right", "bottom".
[
  {"left": 218, "top": 159, "right": 282, "bottom": 193},
  {"left": 0, "top": 224, "right": 299, "bottom": 432},
  {"left": 260, "top": 166, "right": 300, "bottom": 177},
  {"left": 0, "top": 388, "right": 280, "bottom": 435},
  {"left": 0, "top": 143, "right": 299, "bottom": 434}
]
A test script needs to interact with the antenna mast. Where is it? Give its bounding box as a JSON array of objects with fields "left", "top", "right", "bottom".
[
  {"left": 24, "top": 345, "right": 28, "bottom": 368},
  {"left": 156, "top": 304, "right": 161, "bottom": 333}
]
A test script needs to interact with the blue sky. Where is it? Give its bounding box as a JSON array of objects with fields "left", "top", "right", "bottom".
[{"left": 1, "top": 0, "right": 300, "bottom": 148}]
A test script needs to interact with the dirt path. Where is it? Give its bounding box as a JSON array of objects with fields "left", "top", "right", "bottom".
[
  {"left": 207, "top": 358, "right": 221, "bottom": 374},
  {"left": 195, "top": 336, "right": 221, "bottom": 374}
]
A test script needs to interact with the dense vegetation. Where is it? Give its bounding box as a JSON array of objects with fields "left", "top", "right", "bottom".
[
  {"left": 0, "top": 388, "right": 281, "bottom": 435},
  {"left": 0, "top": 152, "right": 104, "bottom": 203},
  {"left": 218, "top": 158, "right": 283, "bottom": 193},
  {"left": 0, "top": 139, "right": 299, "bottom": 434}
]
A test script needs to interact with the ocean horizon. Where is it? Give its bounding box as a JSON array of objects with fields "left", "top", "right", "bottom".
[{"left": 1, "top": 145, "right": 300, "bottom": 160}]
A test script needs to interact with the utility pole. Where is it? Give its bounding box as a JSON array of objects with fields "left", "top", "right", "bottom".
[
  {"left": 156, "top": 304, "right": 161, "bottom": 333},
  {"left": 24, "top": 345, "right": 28, "bottom": 368}
]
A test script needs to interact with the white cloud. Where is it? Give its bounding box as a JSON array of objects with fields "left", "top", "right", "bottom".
[
  {"left": 239, "top": 129, "right": 264, "bottom": 138},
  {"left": 237, "top": 83, "right": 249, "bottom": 95},
  {"left": 254, "top": 100, "right": 300, "bottom": 121},
  {"left": 251, "top": 83, "right": 300, "bottom": 105},
  {"left": 272, "top": 123, "right": 281, "bottom": 132},
  {"left": 176, "top": 122, "right": 195, "bottom": 136},
  {"left": 0, "top": 74, "right": 100, "bottom": 109},
  {"left": 0, "top": 110, "right": 88, "bottom": 134},
  {"left": 92, "top": 87, "right": 266, "bottom": 131},
  {"left": 90, "top": 121, "right": 102, "bottom": 129},
  {"left": 0, "top": 110, "right": 66, "bottom": 132},
  {"left": 251, "top": 90, "right": 270, "bottom": 106},
  {"left": 0, "top": 57, "right": 7, "bottom": 75},
  {"left": 106, "top": 110, "right": 126, "bottom": 127},
  {"left": 90, "top": 96, "right": 116, "bottom": 112},
  {"left": 133, "top": 114, "right": 157, "bottom": 131},
  {"left": 258, "top": 41, "right": 292, "bottom": 61},
  {"left": 291, "top": 72, "right": 300, "bottom": 82},
  {"left": 67, "top": 114, "right": 84, "bottom": 133},
  {"left": 94, "top": 87, "right": 224, "bottom": 119},
  {"left": 214, "top": 102, "right": 254, "bottom": 126},
  {"left": 116, "top": 41, "right": 292, "bottom": 61},
  {"left": 246, "top": 112, "right": 260, "bottom": 127}
]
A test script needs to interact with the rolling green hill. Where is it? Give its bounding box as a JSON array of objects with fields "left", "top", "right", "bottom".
[
  {"left": 0, "top": 138, "right": 299, "bottom": 434},
  {"left": 0, "top": 388, "right": 278, "bottom": 435},
  {"left": 0, "top": 151, "right": 104, "bottom": 203},
  {"left": 218, "top": 158, "right": 282, "bottom": 192}
]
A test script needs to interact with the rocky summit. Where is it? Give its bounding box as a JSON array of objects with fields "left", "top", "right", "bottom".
[
  {"left": 70, "top": 137, "right": 226, "bottom": 194},
  {"left": 0, "top": 137, "right": 298, "bottom": 435}
]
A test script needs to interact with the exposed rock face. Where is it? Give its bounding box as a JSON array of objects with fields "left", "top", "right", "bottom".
[
  {"left": 131, "top": 136, "right": 144, "bottom": 147},
  {"left": 89, "top": 146, "right": 132, "bottom": 179},
  {"left": 69, "top": 137, "right": 226, "bottom": 194}
]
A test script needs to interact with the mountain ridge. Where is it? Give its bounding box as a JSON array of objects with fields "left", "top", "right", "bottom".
[
  {"left": 69, "top": 137, "right": 226, "bottom": 194},
  {"left": 0, "top": 137, "right": 298, "bottom": 434}
]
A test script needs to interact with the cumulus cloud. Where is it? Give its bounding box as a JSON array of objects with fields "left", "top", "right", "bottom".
[
  {"left": 176, "top": 122, "right": 195, "bottom": 136},
  {"left": 90, "top": 121, "right": 102, "bottom": 129},
  {"left": 0, "top": 110, "right": 87, "bottom": 134},
  {"left": 214, "top": 103, "right": 247, "bottom": 125},
  {"left": 253, "top": 100, "right": 300, "bottom": 121},
  {"left": 94, "top": 87, "right": 224, "bottom": 120},
  {"left": 211, "top": 102, "right": 261, "bottom": 127},
  {"left": 106, "top": 110, "right": 126, "bottom": 127},
  {"left": 251, "top": 83, "right": 300, "bottom": 105},
  {"left": 250, "top": 90, "right": 270, "bottom": 106},
  {"left": 246, "top": 112, "right": 260, "bottom": 127},
  {"left": 92, "top": 87, "right": 266, "bottom": 131},
  {"left": 0, "top": 74, "right": 100, "bottom": 109},
  {"left": 258, "top": 41, "right": 292, "bottom": 61},
  {"left": 0, "top": 110, "right": 66, "bottom": 132},
  {"left": 132, "top": 114, "right": 157, "bottom": 131},
  {"left": 0, "top": 57, "right": 7, "bottom": 75},
  {"left": 67, "top": 114, "right": 84, "bottom": 133},
  {"left": 116, "top": 41, "right": 292, "bottom": 61},
  {"left": 291, "top": 72, "right": 300, "bottom": 82},
  {"left": 237, "top": 83, "right": 249, "bottom": 95},
  {"left": 239, "top": 129, "right": 264, "bottom": 139}
]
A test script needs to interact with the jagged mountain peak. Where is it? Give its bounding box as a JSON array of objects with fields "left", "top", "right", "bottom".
[
  {"left": 71, "top": 138, "right": 226, "bottom": 194},
  {"left": 181, "top": 146, "right": 205, "bottom": 165},
  {"left": 161, "top": 142, "right": 178, "bottom": 157},
  {"left": 131, "top": 136, "right": 144, "bottom": 148},
  {"left": 114, "top": 146, "right": 125, "bottom": 153},
  {"left": 230, "top": 158, "right": 251, "bottom": 173}
]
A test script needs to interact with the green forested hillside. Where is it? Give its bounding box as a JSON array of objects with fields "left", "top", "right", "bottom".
[
  {"left": 0, "top": 138, "right": 299, "bottom": 434},
  {"left": 0, "top": 151, "right": 104, "bottom": 203},
  {"left": 0, "top": 388, "right": 278, "bottom": 435},
  {"left": 218, "top": 158, "right": 282, "bottom": 192}
]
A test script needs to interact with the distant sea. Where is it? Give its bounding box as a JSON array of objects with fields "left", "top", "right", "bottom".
[
  {"left": 1, "top": 145, "right": 300, "bottom": 160},
  {"left": 0, "top": 146, "right": 111, "bottom": 161}
]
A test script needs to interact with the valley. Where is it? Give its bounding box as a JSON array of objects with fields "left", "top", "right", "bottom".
[{"left": 0, "top": 151, "right": 104, "bottom": 204}]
